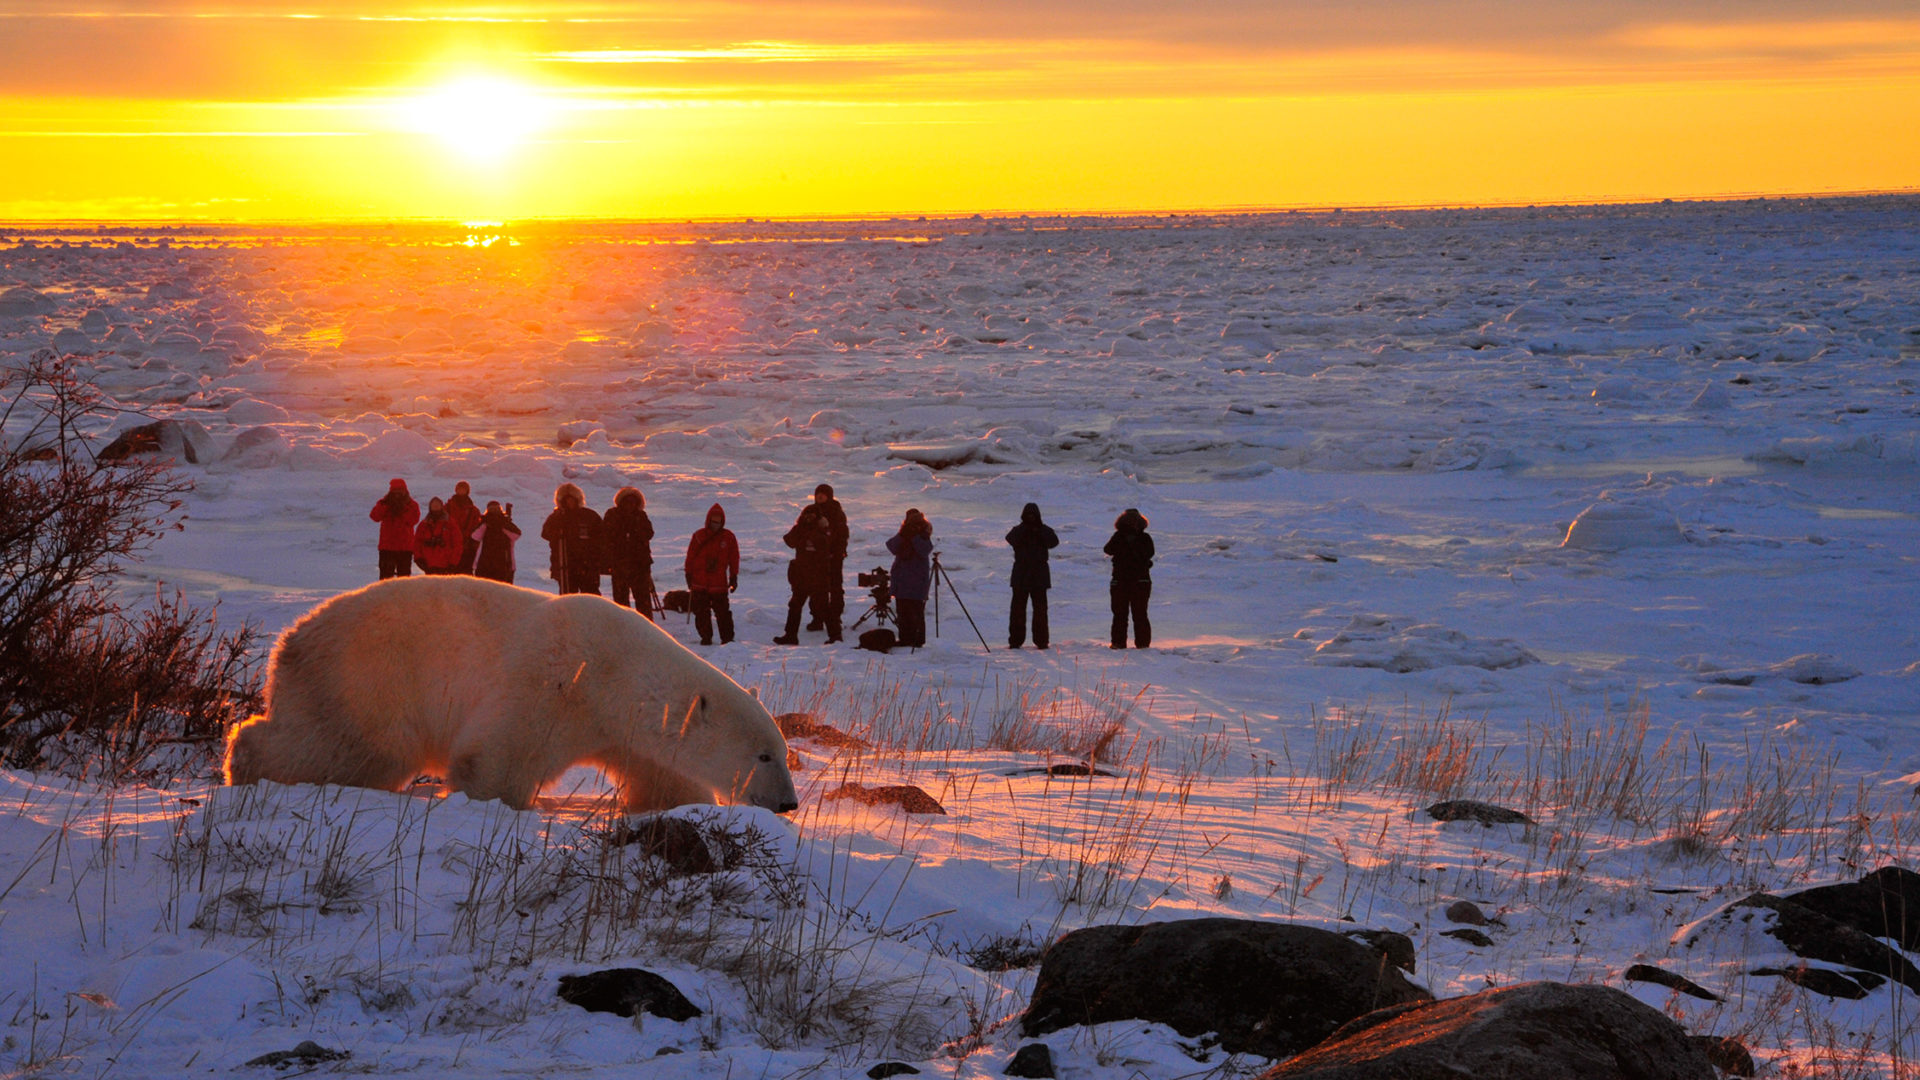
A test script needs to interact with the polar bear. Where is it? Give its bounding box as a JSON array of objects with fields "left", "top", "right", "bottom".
[{"left": 224, "top": 576, "right": 798, "bottom": 813}]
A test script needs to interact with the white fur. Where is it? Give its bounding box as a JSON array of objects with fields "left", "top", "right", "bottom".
[{"left": 224, "top": 577, "right": 797, "bottom": 812}]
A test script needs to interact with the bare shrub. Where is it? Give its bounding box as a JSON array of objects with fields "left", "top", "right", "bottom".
[{"left": 0, "top": 352, "right": 262, "bottom": 775}]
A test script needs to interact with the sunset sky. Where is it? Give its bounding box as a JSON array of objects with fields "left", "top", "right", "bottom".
[{"left": 1, "top": 0, "right": 1915, "bottom": 220}]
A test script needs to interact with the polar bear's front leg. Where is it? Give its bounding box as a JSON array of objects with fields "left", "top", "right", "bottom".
[{"left": 444, "top": 700, "right": 581, "bottom": 809}]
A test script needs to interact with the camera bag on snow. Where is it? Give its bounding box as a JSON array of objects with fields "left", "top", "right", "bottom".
[
  {"left": 661, "top": 589, "right": 692, "bottom": 614},
  {"left": 857, "top": 628, "right": 896, "bottom": 653}
]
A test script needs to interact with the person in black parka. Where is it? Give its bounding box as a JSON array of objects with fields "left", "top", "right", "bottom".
[
  {"left": 1006, "top": 502, "right": 1059, "bottom": 649},
  {"left": 471, "top": 500, "right": 522, "bottom": 584},
  {"left": 541, "top": 482, "right": 604, "bottom": 596},
  {"left": 806, "top": 483, "right": 850, "bottom": 632},
  {"left": 1103, "top": 507, "right": 1154, "bottom": 649},
  {"left": 602, "top": 485, "right": 656, "bottom": 619},
  {"left": 774, "top": 503, "right": 842, "bottom": 645}
]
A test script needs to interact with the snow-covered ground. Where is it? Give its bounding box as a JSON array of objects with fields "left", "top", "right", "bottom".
[{"left": 2, "top": 198, "right": 1917, "bottom": 1077}]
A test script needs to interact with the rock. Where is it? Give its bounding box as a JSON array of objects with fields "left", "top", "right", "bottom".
[
  {"left": 823, "top": 782, "right": 946, "bottom": 815},
  {"left": 1003, "top": 1043, "right": 1055, "bottom": 1078},
  {"left": 1785, "top": 865, "right": 1920, "bottom": 951},
  {"left": 556, "top": 968, "right": 701, "bottom": 1022},
  {"left": 1262, "top": 981, "right": 1715, "bottom": 1079},
  {"left": 1440, "top": 928, "right": 1493, "bottom": 947},
  {"left": 1344, "top": 929, "right": 1416, "bottom": 973},
  {"left": 1445, "top": 901, "right": 1488, "bottom": 926},
  {"left": 1677, "top": 892, "right": 1920, "bottom": 996},
  {"left": 775, "top": 711, "right": 869, "bottom": 748},
  {"left": 244, "top": 1040, "right": 349, "bottom": 1068},
  {"left": 1623, "top": 964, "right": 1720, "bottom": 1001},
  {"left": 1019, "top": 918, "right": 1433, "bottom": 1059},
  {"left": 1750, "top": 964, "right": 1876, "bottom": 999},
  {"left": 1562, "top": 499, "right": 1685, "bottom": 551},
  {"left": 608, "top": 815, "right": 717, "bottom": 874},
  {"left": 868, "top": 1064, "right": 921, "bottom": 1079},
  {"left": 1731, "top": 893, "right": 1920, "bottom": 993},
  {"left": 1691, "top": 1035, "right": 1755, "bottom": 1077},
  {"left": 1426, "top": 800, "right": 1533, "bottom": 826},
  {"left": 99, "top": 418, "right": 216, "bottom": 465}
]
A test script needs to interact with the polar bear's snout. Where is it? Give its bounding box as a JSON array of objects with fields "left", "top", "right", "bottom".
[{"left": 738, "top": 751, "right": 801, "bottom": 813}]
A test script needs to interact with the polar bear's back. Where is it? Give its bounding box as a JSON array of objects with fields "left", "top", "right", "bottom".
[{"left": 246, "top": 577, "right": 557, "bottom": 784}]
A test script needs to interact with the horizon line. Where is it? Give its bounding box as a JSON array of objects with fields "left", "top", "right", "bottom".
[{"left": 4, "top": 186, "right": 1917, "bottom": 231}]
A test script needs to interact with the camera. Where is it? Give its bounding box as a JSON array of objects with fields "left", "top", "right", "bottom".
[{"left": 856, "top": 567, "right": 889, "bottom": 591}]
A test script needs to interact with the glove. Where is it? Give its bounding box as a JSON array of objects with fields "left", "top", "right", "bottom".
[{"left": 728, "top": 575, "right": 739, "bottom": 593}]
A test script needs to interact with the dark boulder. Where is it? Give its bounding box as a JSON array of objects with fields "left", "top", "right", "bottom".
[
  {"left": 776, "top": 711, "right": 870, "bottom": 749},
  {"left": 1003, "top": 1043, "right": 1054, "bottom": 1078},
  {"left": 1343, "top": 929, "right": 1416, "bottom": 973},
  {"left": 1425, "top": 800, "right": 1533, "bottom": 826},
  {"left": 1019, "top": 918, "right": 1432, "bottom": 1059},
  {"left": 1262, "top": 981, "right": 1715, "bottom": 1079},
  {"left": 1691, "top": 1036, "right": 1755, "bottom": 1078},
  {"left": 1728, "top": 893, "right": 1920, "bottom": 995},
  {"left": 1784, "top": 865, "right": 1920, "bottom": 952},
  {"left": 608, "top": 815, "right": 718, "bottom": 875},
  {"left": 824, "top": 782, "right": 946, "bottom": 815},
  {"left": 99, "top": 418, "right": 215, "bottom": 464},
  {"left": 1750, "top": 964, "right": 1877, "bottom": 1000},
  {"left": 557, "top": 968, "right": 701, "bottom": 1022},
  {"left": 1440, "top": 928, "right": 1493, "bottom": 947},
  {"left": 1444, "top": 900, "right": 1488, "bottom": 926},
  {"left": 244, "top": 1040, "right": 348, "bottom": 1069},
  {"left": 1623, "top": 964, "right": 1720, "bottom": 1001}
]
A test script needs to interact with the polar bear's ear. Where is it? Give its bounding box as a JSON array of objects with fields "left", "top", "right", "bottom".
[{"left": 749, "top": 687, "right": 760, "bottom": 700}]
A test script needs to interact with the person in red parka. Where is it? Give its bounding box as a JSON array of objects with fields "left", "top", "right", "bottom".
[
  {"left": 683, "top": 503, "right": 739, "bottom": 646},
  {"left": 413, "top": 496, "right": 464, "bottom": 574},
  {"left": 369, "top": 478, "right": 420, "bottom": 579}
]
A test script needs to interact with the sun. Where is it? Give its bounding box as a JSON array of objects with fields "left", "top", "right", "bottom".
[{"left": 399, "top": 76, "right": 553, "bottom": 163}]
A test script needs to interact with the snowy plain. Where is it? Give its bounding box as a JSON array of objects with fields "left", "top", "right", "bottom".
[{"left": 1, "top": 197, "right": 1918, "bottom": 1077}]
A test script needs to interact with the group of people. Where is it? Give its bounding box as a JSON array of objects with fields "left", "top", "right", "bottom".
[
  {"left": 370, "top": 479, "right": 1157, "bottom": 651},
  {"left": 369, "top": 478, "right": 524, "bottom": 584}
]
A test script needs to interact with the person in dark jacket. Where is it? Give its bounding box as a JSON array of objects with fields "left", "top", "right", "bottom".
[
  {"left": 885, "top": 508, "right": 934, "bottom": 649},
  {"left": 446, "top": 480, "right": 483, "bottom": 574},
  {"left": 471, "top": 500, "right": 521, "bottom": 583},
  {"left": 413, "top": 496, "right": 464, "bottom": 575},
  {"left": 774, "top": 503, "right": 842, "bottom": 645},
  {"left": 602, "top": 486, "right": 656, "bottom": 619},
  {"left": 1005, "top": 502, "right": 1059, "bottom": 649},
  {"left": 684, "top": 503, "right": 739, "bottom": 646},
  {"left": 806, "top": 483, "right": 850, "bottom": 632},
  {"left": 541, "top": 482, "right": 604, "bottom": 595},
  {"left": 1104, "top": 508, "right": 1154, "bottom": 649},
  {"left": 369, "top": 478, "right": 420, "bottom": 579}
]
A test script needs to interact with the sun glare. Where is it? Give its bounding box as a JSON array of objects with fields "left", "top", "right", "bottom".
[{"left": 399, "top": 76, "right": 552, "bottom": 163}]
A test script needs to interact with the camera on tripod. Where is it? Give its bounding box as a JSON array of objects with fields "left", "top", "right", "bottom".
[{"left": 851, "top": 567, "right": 894, "bottom": 632}]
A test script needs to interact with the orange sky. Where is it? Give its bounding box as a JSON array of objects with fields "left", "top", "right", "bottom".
[{"left": 0, "top": 2, "right": 1915, "bottom": 220}]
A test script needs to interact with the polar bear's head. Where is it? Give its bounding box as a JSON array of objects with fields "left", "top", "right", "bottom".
[
  {"left": 665, "top": 682, "right": 799, "bottom": 813},
  {"left": 572, "top": 600, "right": 798, "bottom": 812}
]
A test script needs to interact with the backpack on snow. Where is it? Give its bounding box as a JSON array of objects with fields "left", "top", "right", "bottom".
[
  {"left": 661, "top": 589, "right": 692, "bottom": 614},
  {"left": 857, "top": 628, "right": 896, "bottom": 653}
]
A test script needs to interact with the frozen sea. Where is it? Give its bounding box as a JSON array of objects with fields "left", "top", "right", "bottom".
[{"left": 2, "top": 197, "right": 1918, "bottom": 1077}]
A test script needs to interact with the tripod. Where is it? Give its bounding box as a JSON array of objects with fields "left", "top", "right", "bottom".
[
  {"left": 851, "top": 589, "right": 894, "bottom": 631},
  {"left": 931, "top": 553, "right": 992, "bottom": 654}
]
